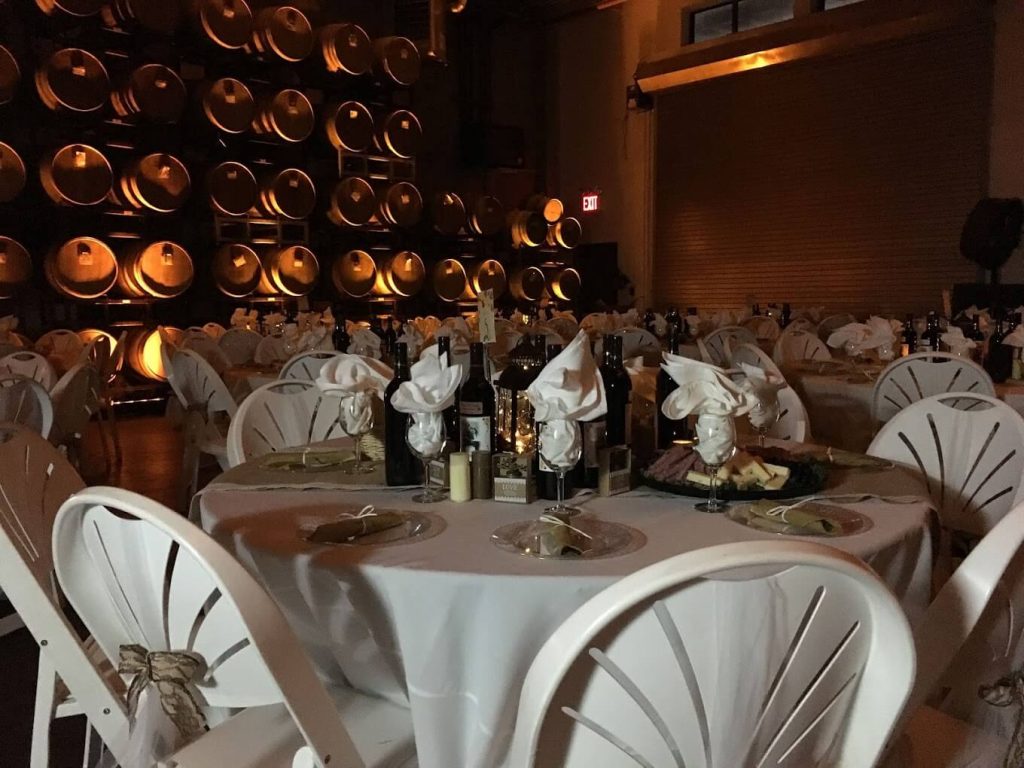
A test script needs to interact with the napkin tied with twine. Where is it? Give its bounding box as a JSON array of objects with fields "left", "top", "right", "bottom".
[{"left": 119, "top": 644, "right": 208, "bottom": 742}]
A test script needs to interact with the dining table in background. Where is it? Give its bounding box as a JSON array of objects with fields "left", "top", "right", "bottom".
[
  {"left": 196, "top": 445, "right": 935, "bottom": 768},
  {"left": 221, "top": 363, "right": 280, "bottom": 402}
]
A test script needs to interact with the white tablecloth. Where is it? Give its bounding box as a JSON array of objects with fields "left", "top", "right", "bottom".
[{"left": 198, "top": 456, "right": 934, "bottom": 768}]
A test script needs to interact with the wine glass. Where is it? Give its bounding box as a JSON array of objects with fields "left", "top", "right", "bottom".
[
  {"left": 748, "top": 390, "right": 781, "bottom": 449},
  {"left": 406, "top": 413, "right": 448, "bottom": 503},
  {"left": 538, "top": 419, "right": 583, "bottom": 519},
  {"left": 338, "top": 393, "right": 375, "bottom": 475},
  {"left": 694, "top": 413, "right": 736, "bottom": 513}
]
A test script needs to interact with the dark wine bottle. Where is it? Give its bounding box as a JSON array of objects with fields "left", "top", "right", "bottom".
[
  {"left": 458, "top": 341, "right": 495, "bottom": 454},
  {"left": 603, "top": 334, "right": 631, "bottom": 446},
  {"left": 969, "top": 316, "right": 985, "bottom": 364},
  {"left": 538, "top": 342, "right": 567, "bottom": 501},
  {"left": 384, "top": 342, "right": 421, "bottom": 486},
  {"left": 781, "top": 303, "right": 792, "bottom": 328},
  {"left": 332, "top": 308, "right": 350, "bottom": 353},
  {"left": 986, "top": 313, "right": 1013, "bottom": 383},
  {"left": 437, "top": 336, "right": 459, "bottom": 447},
  {"left": 665, "top": 306, "right": 681, "bottom": 336},
  {"left": 643, "top": 308, "right": 656, "bottom": 335},
  {"left": 576, "top": 336, "right": 610, "bottom": 489},
  {"left": 657, "top": 329, "right": 692, "bottom": 449},
  {"left": 382, "top": 316, "right": 397, "bottom": 365},
  {"left": 900, "top": 315, "right": 917, "bottom": 357}
]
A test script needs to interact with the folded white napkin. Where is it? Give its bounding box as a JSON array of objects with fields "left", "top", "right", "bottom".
[
  {"left": 960, "top": 305, "right": 992, "bottom": 336},
  {"left": 737, "top": 362, "right": 786, "bottom": 431},
  {"left": 1004, "top": 324, "right": 1024, "bottom": 348},
  {"left": 348, "top": 328, "right": 382, "bottom": 359},
  {"left": 317, "top": 354, "right": 392, "bottom": 398},
  {"left": 618, "top": 308, "right": 640, "bottom": 329},
  {"left": 230, "top": 308, "right": 249, "bottom": 329},
  {"left": 263, "top": 312, "right": 286, "bottom": 334},
  {"left": 580, "top": 312, "right": 611, "bottom": 337},
  {"left": 321, "top": 307, "right": 335, "bottom": 330},
  {"left": 652, "top": 313, "right": 668, "bottom": 337},
  {"left": 346, "top": 319, "right": 370, "bottom": 335},
  {"left": 390, "top": 354, "right": 463, "bottom": 455},
  {"left": 436, "top": 317, "right": 472, "bottom": 352},
  {"left": 525, "top": 330, "right": 608, "bottom": 425},
  {"left": 856, "top": 316, "right": 898, "bottom": 350},
  {"left": 826, "top": 322, "right": 871, "bottom": 351},
  {"left": 299, "top": 326, "right": 330, "bottom": 352},
  {"left": 398, "top": 322, "right": 424, "bottom": 358},
  {"left": 410, "top": 315, "right": 442, "bottom": 342},
  {"left": 660, "top": 356, "right": 753, "bottom": 419},
  {"left": 941, "top": 326, "right": 977, "bottom": 355}
]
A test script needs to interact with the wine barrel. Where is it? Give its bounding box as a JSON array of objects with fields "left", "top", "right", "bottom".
[
  {"left": 433, "top": 192, "right": 465, "bottom": 236},
  {"left": 324, "top": 101, "right": 374, "bottom": 152},
  {"left": 258, "top": 246, "right": 319, "bottom": 296},
  {"left": 212, "top": 244, "right": 262, "bottom": 297},
  {"left": 35, "top": 48, "right": 109, "bottom": 113},
  {"left": 508, "top": 210, "right": 547, "bottom": 248},
  {"left": 46, "top": 237, "right": 118, "bottom": 299},
  {"left": 0, "top": 238, "right": 32, "bottom": 299},
  {"left": 40, "top": 144, "right": 112, "bottom": 206},
  {"left": 373, "top": 37, "right": 421, "bottom": 86},
  {"left": 328, "top": 177, "right": 375, "bottom": 226},
  {"left": 469, "top": 259, "right": 506, "bottom": 298},
  {"left": 202, "top": 77, "right": 255, "bottom": 134},
  {"left": 320, "top": 23, "right": 372, "bottom": 75},
  {"left": 117, "top": 241, "right": 193, "bottom": 298},
  {"left": 469, "top": 195, "right": 504, "bottom": 236},
  {"left": 120, "top": 153, "right": 191, "bottom": 212},
  {"left": 125, "top": 326, "right": 183, "bottom": 381},
  {"left": 433, "top": 259, "right": 467, "bottom": 303},
  {"left": 332, "top": 249, "right": 377, "bottom": 298},
  {"left": 194, "top": 0, "right": 253, "bottom": 49},
  {"left": 547, "top": 267, "right": 581, "bottom": 301},
  {"left": 250, "top": 6, "right": 313, "bottom": 62},
  {"left": 111, "top": 64, "right": 186, "bottom": 123},
  {"left": 207, "top": 161, "right": 258, "bottom": 216},
  {"left": 378, "top": 109, "right": 422, "bottom": 158},
  {"left": 376, "top": 251, "right": 424, "bottom": 297},
  {"left": 253, "top": 89, "right": 314, "bottom": 143},
  {"left": 260, "top": 168, "right": 315, "bottom": 219},
  {"left": 379, "top": 182, "right": 422, "bottom": 228},
  {"left": 0, "top": 143, "right": 26, "bottom": 203},
  {"left": 0, "top": 46, "right": 18, "bottom": 105},
  {"left": 526, "top": 194, "right": 564, "bottom": 224},
  {"left": 35, "top": 0, "right": 103, "bottom": 16},
  {"left": 547, "top": 217, "right": 582, "bottom": 249},
  {"left": 103, "top": 0, "right": 180, "bottom": 33},
  {"left": 509, "top": 266, "right": 545, "bottom": 302}
]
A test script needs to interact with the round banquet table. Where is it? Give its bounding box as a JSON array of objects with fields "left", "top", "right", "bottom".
[
  {"left": 221, "top": 364, "right": 279, "bottom": 402},
  {"left": 196, "top": 448, "right": 935, "bottom": 768}
]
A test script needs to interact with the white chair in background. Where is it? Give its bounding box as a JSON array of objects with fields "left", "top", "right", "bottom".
[
  {"left": 86, "top": 332, "right": 127, "bottom": 470},
  {"left": 203, "top": 322, "right": 227, "bottom": 339},
  {"left": 53, "top": 487, "right": 416, "bottom": 767},
  {"left": 773, "top": 387, "right": 811, "bottom": 442},
  {"left": 227, "top": 380, "right": 344, "bottom": 467},
  {"left": 727, "top": 341, "right": 785, "bottom": 379},
  {"left": 183, "top": 333, "right": 232, "bottom": 373},
  {"left": 508, "top": 540, "right": 915, "bottom": 767},
  {"left": 783, "top": 317, "right": 817, "bottom": 334},
  {"left": 740, "top": 314, "right": 782, "bottom": 342},
  {"left": 0, "top": 376, "right": 53, "bottom": 438},
  {"left": 817, "top": 313, "right": 858, "bottom": 343},
  {"left": 871, "top": 352, "right": 996, "bottom": 424},
  {"left": 772, "top": 329, "right": 833, "bottom": 366},
  {"left": 35, "top": 329, "right": 85, "bottom": 375},
  {"left": 613, "top": 327, "right": 660, "bottom": 363},
  {"left": 49, "top": 363, "right": 101, "bottom": 468},
  {"left": 0, "top": 351, "right": 57, "bottom": 391},
  {"left": 254, "top": 334, "right": 291, "bottom": 365},
  {"left": 219, "top": 328, "right": 263, "bottom": 366},
  {"left": 868, "top": 393, "right": 1024, "bottom": 538},
  {"left": 0, "top": 424, "right": 105, "bottom": 768},
  {"left": 698, "top": 325, "right": 757, "bottom": 366},
  {"left": 280, "top": 351, "right": 342, "bottom": 381}
]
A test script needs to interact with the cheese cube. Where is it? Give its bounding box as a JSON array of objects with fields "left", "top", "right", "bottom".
[
  {"left": 763, "top": 474, "right": 788, "bottom": 490},
  {"left": 763, "top": 463, "right": 792, "bottom": 481},
  {"left": 685, "top": 471, "right": 713, "bottom": 487}
]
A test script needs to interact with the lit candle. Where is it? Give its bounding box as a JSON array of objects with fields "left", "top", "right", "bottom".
[{"left": 450, "top": 452, "right": 471, "bottom": 502}]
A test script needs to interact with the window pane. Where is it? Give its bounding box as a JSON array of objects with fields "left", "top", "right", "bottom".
[
  {"left": 824, "top": 0, "right": 864, "bottom": 8},
  {"left": 692, "top": 3, "right": 734, "bottom": 44},
  {"left": 737, "top": 0, "right": 792, "bottom": 32}
]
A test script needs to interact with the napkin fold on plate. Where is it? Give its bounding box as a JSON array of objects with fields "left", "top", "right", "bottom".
[
  {"left": 733, "top": 499, "right": 843, "bottom": 536},
  {"left": 941, "top": 326, "right": 978, "bottom": 356},
  {"left": 261, "top": 448, "right": 351, "bottom": 471},
  {"left": 858, "top": 316, "right": 899, "bottom": 350},
  {"left": 230, "top": 308, "right": 258, "bottom": 330},
  {"left": 348, "top": 328, "right": 383, "bottom": 359},
  {"left": 660, "top": 356, "right": 753, "bottom": 419},
  {"left": 826, "top": 322, "right": 871, "bottom": 351},
  {"left": 390, "top": 353, "right": 463, "bottom": 455},
  {"left": 317, "top": 354, "right": 393, "bottom": 433},
  {"left": 263, "top": 312, "right": 286, "bottom": 334},
  {"left": 736, "top": 362, "right": 787, "bottom": 430},
  {"left": 1003, "top": 323, "right": 1024, "bottom": 348},
  {"left": 307, "top": 506, "right": 406, "bottom": 543},
  {"left": 436, "top": 317, "right": 472, "bottom": 353},
  {"left": 398, "top": 322, "right": 425, "bottom": 358}
]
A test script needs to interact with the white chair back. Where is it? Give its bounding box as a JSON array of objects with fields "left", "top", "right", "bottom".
[
  {"left": 203, "top": 322, "right": 227, "bottom": 339},
  {"left": 772, "top": 330, "right": 832, "bottom": 366},
  {"left": 740, "top": 315, "right": 781, "bottom": 341},
  {"left": 871, "top": 352, "right": 996, "bottom": 423},
  {"left": 53, "top": 487, "right": 362, "bottom": 765},
  {"left": 0, "top": 351, "right": 57, "bottom": 391},
  {"left": 774, "top": 387, "right": 810, "bottom": 442},
  {"left": 868, "top": 393, "right": 1024, "bottom": 536},
  {"left": 168, "top": 349, "right": 238, "bottom": 419},
  {"left": 183, "top": 334, "right": 232, "bottom": 373},
  {"left": 613, "top": 328, "right": 660, "bottom": 363},
  {"left": 219, "top": 328, "right": 263, "bottom": 366},
  {"left": 784, "top": 317, "right": 817, "bottom": 334},
  {"left": 279, "top": 351, "right": 342, "bottom": 382},
  {"left": 727, "top": 341, "right": 784, "bottom": 379},
  {"left": 227, "top": 380, "right": 343, "bottom": 466},
  {"left": 0, "top": 375, "right": 53, "bottom": 438},
  {"left": 817, "top": 313, "right": 857, "bottom": 342},
  {"left": 508, "top": 540, "right": 915, "bottom": 767},
  {"left": 699, "top": 326, "right": 756, "bottom": 366},
  {"left": 254, "top": 335, "right": 291, "bottom": 365},
  {"left": 50, "top": 363, "right": 101, "bottom": 442},
  {"left": 35, "top": 329, "right": 85, "bottom": 374}
]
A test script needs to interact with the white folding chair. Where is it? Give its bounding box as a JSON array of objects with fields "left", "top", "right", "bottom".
[
  {"left": 254, "top": 335, "right": 291, "bottom": 365},
  {"left": 0, "top": 351, "right": 57, "bottom": 391},
  {"left": 772, "top": 330, "right": 833, "bottom": 366},
  {"left": 740, "top": 315, "right": 781, "bottom": 341},
  {"left": 183, "top": 333, "right": 232, "bottom": 374},
  {"left": 868, "top": 393, "right": 1024, "bottom": 538},
  {"left": 727, "top": 341, "right": 785, "bottom": 379},
  {"left": 883, "top": 502, "right": 1024, "bottom": 768},
  {"left": 871, "top": 352, "right": 997, "bottom": 424},
  {"left": 773, "top": 387, "right": 811, "bottom": 442},
  {"left": 0, "top": 375, "right": 53, "bottom": 438},
  {"left": 817, "top": 314, "right": 857, "bottom": 343},
  {"left": 508, "top": 540, "right": 915, "bottom": 767},
  {"left": 0, "top": 424, "right": 115, "bottom": 768},
  {"left": 35, "top": 329, "right": 85, "bottom": 375},
  {"left": 227, "top": 380, "right": 345, "bottom": 467},
  {"left": 49, "top": 363, "right": 101, "bottom": 468},
  {"left": 203, "top": 322, "right": 227, "bottom": 339},
  {"left": 613, "top": 328, "right": 660, "bottom": 363},
  {"left": 218, "top": 328, "right": 263, "bottom": 366},
  {"left": 279, "top": 351, "right": 342, "bottom": 381},
  {"left": 699, "top": 326, "right": 757, "bottom": 366},
  {"left": 53, "top": 487, "right": 415, "bottom": 768}
]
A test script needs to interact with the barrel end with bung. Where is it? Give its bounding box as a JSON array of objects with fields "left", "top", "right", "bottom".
[
  {"left": 118, "top": 241, "right": 193, "bottom": 299},
  {"left": 196, "top": 0, "right": 255, "bottom": 50},
  {"left": 47, "top": 237, "right": 118, "bottom": 299},
  {"left": 260, "top": 168, "right": 316, "bottom": 220},
  {"left": 0, "top": 238, "right": 32, "bottom": 299},
  {"left": 0, "top": 143, "right": 26, "bottom": 203},
  {"left": 320, "top": 23, "right": 373, "bottom": 76},
  {"left": 329, "top": 177, "right": 376, "bottom": 227},
  {"left": 252, "top": 6, "right": 314, "bottom": 62},
  {"left": 433, "top": 258, "right": 468, "bottom": 303},
  {"left": 213, "top": 243, "right": 262, "bottom": 297},
  {"left": 548, "top": 267, "right": 581, "bottom": 302},
  {"left": 333, "top": 250, "right": 377, "bottom": 298},
  {"left": 203, "top": 77, "right": 256, "bottom": 134},
  {"left": 373, "top": 36, "right": 422, "bottom": 86},
  {"left": 380, "top": 251, "right": 425, "bottom": 297},
  {"left": 41, "top": 144, "right": 113, "bottom": 207},
  {"left": 510, "top": 265, "right": 546, "bottom": 302},
  {"left": 260, "top": 246, "right": 319, "bottom": 297},
  {"left": 126, "top": 326, "right": 183, "bottom": 381},
  {"left": 207, "top": 161, "right": 258, "bottom": 216},
  {"left": 36, "top": 48, "right": 109, "bottom": 113}
]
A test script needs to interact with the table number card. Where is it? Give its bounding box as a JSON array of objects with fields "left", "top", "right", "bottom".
[
  {"left": 478, "top": 289, "right": 497, "bottom": 344},
  {"left": 599, "top": 446, "right": 632, "bottom": 497}
]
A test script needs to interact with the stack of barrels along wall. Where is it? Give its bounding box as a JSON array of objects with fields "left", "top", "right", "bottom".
[{"left": 507, "top": 194, "right": 583, "bottom": 304}]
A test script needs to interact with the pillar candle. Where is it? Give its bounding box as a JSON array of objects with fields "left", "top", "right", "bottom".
[
  {"left": 472, "top": 450, "right": 492, "bottom": 499},
  {"left": 450, "top": 452, "right": 471, "bottom": 502}
]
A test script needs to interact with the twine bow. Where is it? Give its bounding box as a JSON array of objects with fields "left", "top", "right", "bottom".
[
  {"left": 538, "top": 514, "right": 593, "bottom": 540},
  {"left": 119, "top": 644, "right": 209, "bottom": 742},
  {"left": 980, "top": 670, "right": 1024, "bottom": 768}
]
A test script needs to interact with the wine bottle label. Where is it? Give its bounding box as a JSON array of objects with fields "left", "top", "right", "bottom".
[
  {"left": 460, "top": 416, "right": 492, "bottom": 452},
  {"left": 584, "top": 420, "right": 606, "bottom": 469},
  {"left": 460, "top": 401, "right": 485, "bottom": 416}
]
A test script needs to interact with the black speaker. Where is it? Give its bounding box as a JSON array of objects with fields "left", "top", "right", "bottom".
[{"left": 575, "top": 241, "right": 619, "bottom": 312}]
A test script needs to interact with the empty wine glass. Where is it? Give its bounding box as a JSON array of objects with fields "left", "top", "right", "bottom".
[
  {"left": 338, "top": 393, "right": 375, "bottom": 475},
  {"left": 538, "top": 419, "right": 583, "bottom": 519},
  {"left": 748, "top": 391, "right": 781, "bottom": 449},
  {"left": 694, "top": 413, "right": 736, "bottom": 513},
  {"left": 406, "top": 413, "right": 448, "bottom": 503}
]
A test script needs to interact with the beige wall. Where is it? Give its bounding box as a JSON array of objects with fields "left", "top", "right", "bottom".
[{"left": 550, "top": 0, "right": 1024, "bottom": 302}]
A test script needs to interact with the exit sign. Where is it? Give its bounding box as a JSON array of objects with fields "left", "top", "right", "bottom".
[{"left": 581, "top": 191, "right": 601, "bottom": 213}]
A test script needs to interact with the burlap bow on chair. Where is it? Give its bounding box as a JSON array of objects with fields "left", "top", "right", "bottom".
[
  {"left": 980, "top": 670, "right": 1024, "bottom": 768},
  {"left": 119, "top": 644, "right": 209, "bottom": 742}
]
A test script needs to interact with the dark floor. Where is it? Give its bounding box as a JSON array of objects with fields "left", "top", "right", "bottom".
[{"left": 0, "top": 414, "right": 185, "bottom": 767}]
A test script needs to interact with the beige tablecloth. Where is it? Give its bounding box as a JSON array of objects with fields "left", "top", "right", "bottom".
[{"left": 222, "top": 364, "right": 279, "bottom": 402}]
